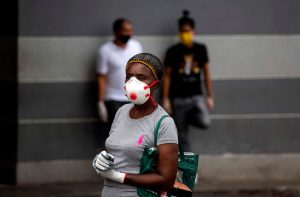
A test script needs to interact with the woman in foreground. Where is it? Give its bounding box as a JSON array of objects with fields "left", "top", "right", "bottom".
[{"left": 92, "top": 53, "right": 179, "bottom": 196}]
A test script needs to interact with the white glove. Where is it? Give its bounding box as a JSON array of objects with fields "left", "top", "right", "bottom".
[
  {"left": 92, "top": 151, "right": 114, "bottom": 173},
  {"left": 97, "top": 101, "right": 108, "bottom": 123},
  {"left": 100, "top": 169, "right": 126, "bottom": 183}
]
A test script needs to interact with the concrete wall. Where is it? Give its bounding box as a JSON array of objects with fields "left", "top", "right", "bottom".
[{"left": 15, "top": 0, "right": 300, "bottom": 186}]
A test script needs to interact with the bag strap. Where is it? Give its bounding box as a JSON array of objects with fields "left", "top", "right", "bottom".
[
  {"left": 154, "top": 115, "right": 169, "bottom": 146},
  {"left": 154, "top": 115, "right": 185, "bottom": 160}
]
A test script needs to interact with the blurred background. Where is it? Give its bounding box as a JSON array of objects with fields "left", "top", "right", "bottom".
[{"left": 1, "top": 0, "right": 300, "bottom": 196}]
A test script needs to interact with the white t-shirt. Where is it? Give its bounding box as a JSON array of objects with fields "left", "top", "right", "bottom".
[{"left": 96, "top": 39, "right": 143, "bottom": 101}]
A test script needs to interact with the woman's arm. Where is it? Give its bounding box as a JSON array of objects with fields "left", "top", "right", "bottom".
[{"left": 124, "top": 143, "right": 178, "bottom": 191}]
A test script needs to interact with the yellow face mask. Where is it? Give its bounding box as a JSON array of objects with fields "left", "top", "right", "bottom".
[{"left": 179, "top": 32, "right": 193, "bottom": 46}]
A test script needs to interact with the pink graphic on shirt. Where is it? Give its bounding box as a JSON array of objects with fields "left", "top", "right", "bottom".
[{"left": 136, "top": 134, "right": 145, "bottom": 146}]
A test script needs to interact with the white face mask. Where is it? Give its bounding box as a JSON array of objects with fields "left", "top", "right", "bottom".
[{"left": 124, "top": 77, "right": 158, "bottom": 105}]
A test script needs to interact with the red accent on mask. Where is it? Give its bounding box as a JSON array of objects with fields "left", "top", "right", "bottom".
[{"left": 130, "top": 93, "right": 137, "bottom": 100}]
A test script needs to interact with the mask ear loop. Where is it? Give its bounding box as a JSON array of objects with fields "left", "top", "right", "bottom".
[
  {"left": 145, "top": 94, "right": 157, "bottom": 107},
  {"left": 144, "top": 80, "right": 159, "bottom": 106},
  {"left": 144, "top": 80, "right": 158, "bottom": 90}
]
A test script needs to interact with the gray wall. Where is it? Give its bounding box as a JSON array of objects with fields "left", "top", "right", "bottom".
[
  {"left": 19, "top": 0, "right": 300, "bottom": 35},
  {"left": 15, "top": 0, "right": 300, "bottom": 184}
]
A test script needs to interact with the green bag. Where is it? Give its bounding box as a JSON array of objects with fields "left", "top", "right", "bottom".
[{"left": 137, "top": 115, "right": 199, "bottom": 196}]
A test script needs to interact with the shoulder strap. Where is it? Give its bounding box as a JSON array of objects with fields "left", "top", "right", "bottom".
[{"left": 154, "top": 115, "right": 169, "bottom": 146}]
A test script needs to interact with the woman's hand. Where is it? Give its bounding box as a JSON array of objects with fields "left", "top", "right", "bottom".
[
  {"left": 92, "top": 151, "right": 114, "bottom": 173},
  {"left": 99, "top": 170, "right": 126, "bottom": 183},
  {"left": 92, "top": 151, "right": 126, "bottom": 183}
]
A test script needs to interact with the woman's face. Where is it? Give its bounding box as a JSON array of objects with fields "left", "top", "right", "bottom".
[{"left": 125, "top": 62, "right": 155, "bottom": 85}]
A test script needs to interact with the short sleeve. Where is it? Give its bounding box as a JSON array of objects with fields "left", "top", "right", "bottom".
[
  {"left": 96, "top": 47, "right": 108, "bottom": 74},
  {"left": 157, "top": 116, "right": 178, "bottom": 145}
]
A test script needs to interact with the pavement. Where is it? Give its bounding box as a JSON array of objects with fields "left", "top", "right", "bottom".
[{"left": 1, "top": 181, "right": 300, "bottom": 197}]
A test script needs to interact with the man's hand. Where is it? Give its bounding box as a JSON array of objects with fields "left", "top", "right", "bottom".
[
  {"left": 97, "top": 101, "right": 108, "bottom": 123},
  {"left": 206, "top": 96, "right": 215, "bottom": 111},
  {"left": 162, "top": 98, "right": 172, "bottom": 115}
]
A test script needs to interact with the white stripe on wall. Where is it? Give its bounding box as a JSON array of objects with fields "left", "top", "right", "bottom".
[{"left": 19, "top": 35, "right": 300, "bottom": 83}]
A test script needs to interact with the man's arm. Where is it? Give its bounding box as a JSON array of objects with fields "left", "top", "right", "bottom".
[
  {"left": 97, "top": 74, "right": 107, "bottom": 101},
  {"left": 162, "top": 67, "right": 172, "bottom": 114},
  {"left": 97, "top": 74, "right": 108, "bottom": 122}
]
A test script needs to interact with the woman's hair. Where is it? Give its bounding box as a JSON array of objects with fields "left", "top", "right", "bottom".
[
  {"left": 178, "top": 10, "right": 195, "bottom": 29},
  {"left": 113, "top": 18, "right": 130, "bottom": 33},
  {"left": 127, "top": 53, "right": 163, "bottom": 81}
]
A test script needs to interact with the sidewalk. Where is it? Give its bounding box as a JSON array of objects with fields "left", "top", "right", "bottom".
[{"left": 1, "top": 181, "right": 300, "bottom": 197}]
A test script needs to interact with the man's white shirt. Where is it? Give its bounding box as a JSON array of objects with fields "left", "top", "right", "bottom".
[{"left": 97, "top": 39, "right": 143, "bottom": 101}]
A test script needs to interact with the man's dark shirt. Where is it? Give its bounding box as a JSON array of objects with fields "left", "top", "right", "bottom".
[{"left": 164, "top": 43, "right": 209, "bottom": 99}]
